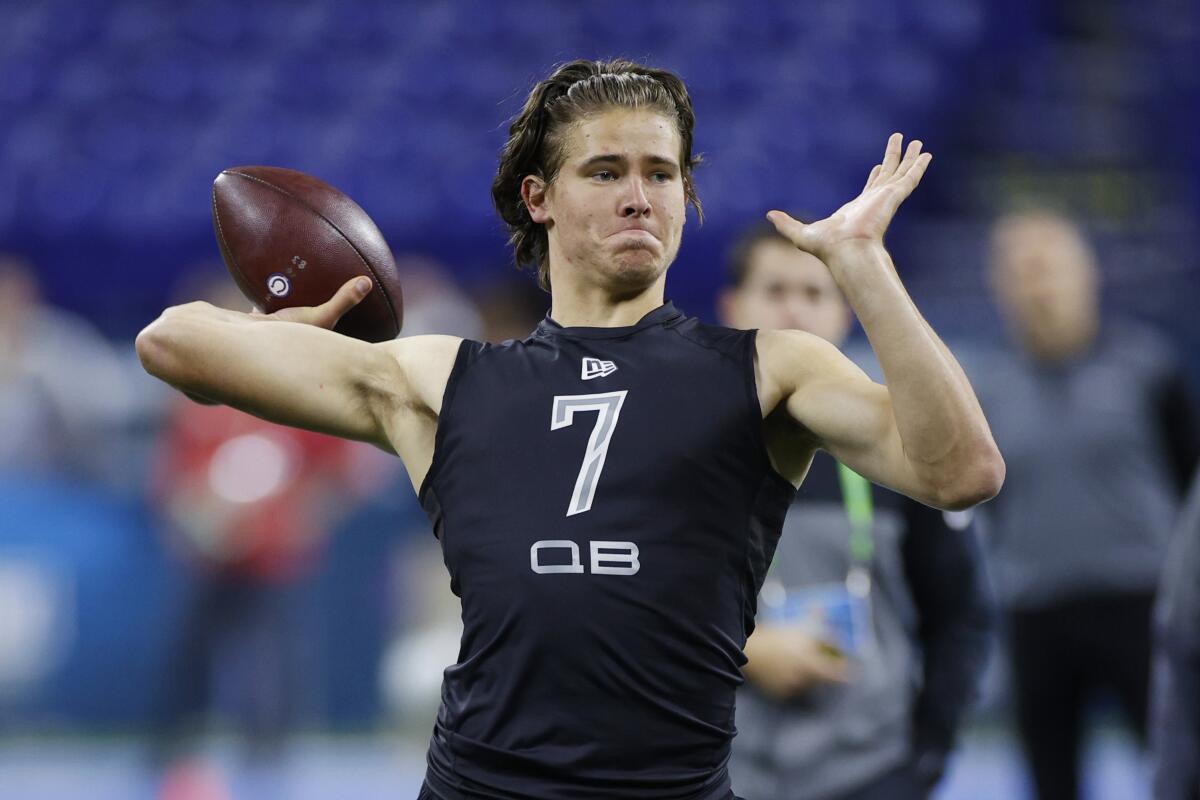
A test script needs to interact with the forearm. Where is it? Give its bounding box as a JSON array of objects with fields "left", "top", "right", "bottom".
[
  {"left": 161, "top": 303, "right": 253, "bottom": 405},
  {"left": 137, "top": 302, "right": 392, "bottom": 444},
  {"left": 140, "top": 302, "right": 281, "bottom": 397},
  {"left": 826, "top": 243, "right": 1001, "bottom": 503}
]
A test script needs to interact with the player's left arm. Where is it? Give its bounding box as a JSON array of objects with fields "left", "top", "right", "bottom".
[{"left": 759, "top": 134, "right": 1004, "bottom": 510}]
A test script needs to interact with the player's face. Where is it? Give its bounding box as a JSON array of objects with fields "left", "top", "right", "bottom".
[
  {"left": 989, "top": 215, "right": 1098, "bottom": 357},
  {"left": 542, "top": 109, "right": 686, "bottom": 294},
  {"left": 720, "top": 240, "right": 851, "bottom": 345}
]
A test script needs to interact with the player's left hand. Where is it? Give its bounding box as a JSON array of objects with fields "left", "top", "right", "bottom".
[{"left": 767, "top": 133, "right": 931, "bottom": 261}]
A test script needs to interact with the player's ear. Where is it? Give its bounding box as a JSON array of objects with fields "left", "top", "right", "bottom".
[{"left": 521, "top": 175, "right": 551, "bottom": 224}]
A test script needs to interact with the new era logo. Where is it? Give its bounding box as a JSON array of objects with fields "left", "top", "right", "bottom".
[{"left": 581, "top": 358, "right": 617, "bottom": 380}]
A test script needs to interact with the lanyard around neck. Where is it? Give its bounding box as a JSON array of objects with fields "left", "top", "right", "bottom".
[{"left": 836, "top": 462, "right": 874, "bottom": 566}]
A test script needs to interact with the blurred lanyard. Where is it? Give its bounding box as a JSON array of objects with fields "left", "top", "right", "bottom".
[{"left": 837, "top": 463, "right": 874, "bottom": 599}]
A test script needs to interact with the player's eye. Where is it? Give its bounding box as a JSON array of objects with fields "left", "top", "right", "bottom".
[
  {"left": 592, "top": 170, "right": 617, "bottom": 182},
  {"left": 650, "top": 172, "right": 672, "bottom": 183}
]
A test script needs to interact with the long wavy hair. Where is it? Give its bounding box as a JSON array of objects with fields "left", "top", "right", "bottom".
[{"left": 491, "top": 59, "right": 703, "bottom": 292}]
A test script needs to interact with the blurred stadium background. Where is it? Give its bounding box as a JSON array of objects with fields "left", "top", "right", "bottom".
[{"left": 0, "top": 0, "right": 1196, "bottom": 798}]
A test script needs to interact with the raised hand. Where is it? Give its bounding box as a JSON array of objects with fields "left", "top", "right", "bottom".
[{"left": 767, "top": 133, "right": 931, "bottom": 261}]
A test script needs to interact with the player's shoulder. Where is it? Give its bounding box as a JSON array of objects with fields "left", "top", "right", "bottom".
[
  {"left": 755, "top": 327, "right": 849, "bottom": 374},
  {"left": 381, "top": 333, "right": 544, "bottom": 385},
  {"left": 666, "top": 315, "right": 757, "bottom": 360},
  {"left": 754, "top": 326, "right": 834, "bottom": 352},
  {"left": 378, "top": 334, "right": 465, "bottom": 366}
]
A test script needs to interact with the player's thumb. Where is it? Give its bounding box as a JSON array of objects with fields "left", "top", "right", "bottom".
[
  {"left": 766, "top": 211, "right": 811, "bottom": 251},
  {"left": 318, "top": 276, "right": 373, "bottom": 328}
]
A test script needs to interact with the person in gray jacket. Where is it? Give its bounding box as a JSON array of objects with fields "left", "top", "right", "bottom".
[
  {"left": 720, "top": 223, "right": 995, "bottom": 800},
  {"left": 974, "top": 209, "right": 1200, "bottom": 800},
  {"left": 1151, "top": 469, "right": 1200, "bottom": 800}
]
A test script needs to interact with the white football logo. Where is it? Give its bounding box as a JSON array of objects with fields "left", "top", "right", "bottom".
[{"left": 267, "top": 273, "right": 291, "bottom": 298}]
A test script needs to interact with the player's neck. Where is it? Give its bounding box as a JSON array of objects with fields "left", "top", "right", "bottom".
[{"left": 548, "top": 280, "right": 667, "bottom": 329}]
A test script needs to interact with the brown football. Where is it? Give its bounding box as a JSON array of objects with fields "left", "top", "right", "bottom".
[{"left": 211, "top": 166, "right": 403, "bottom": 342}]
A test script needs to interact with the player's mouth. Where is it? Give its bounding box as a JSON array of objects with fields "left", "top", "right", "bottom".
[{"left": 609, "top": 228, "right": 659, "bottom": 243}]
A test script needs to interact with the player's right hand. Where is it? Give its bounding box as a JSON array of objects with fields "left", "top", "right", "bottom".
[
  {"left": 252, "top": 276, "right": 374, "bottom": 330},
  {"left": 742, "top": 622, "right": 850, "bottom": 700},
  {"left": 767, "top": 133, "right": 931, "bottom": 262}
]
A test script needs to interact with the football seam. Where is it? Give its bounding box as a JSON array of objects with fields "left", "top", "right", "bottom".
[
  {"left": 210, "top": 186, "right": 246, "bottom": 295},
  {"left": 220, "top": 170, "right": 399, "bottom": 335}
]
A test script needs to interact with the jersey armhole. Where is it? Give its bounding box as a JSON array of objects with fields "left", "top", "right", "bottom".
[
  {"left": 739, "top": 328, "right": 797, "bottom": 645},
  {"left": 743, "top": 329, "right": 794, "bottom": 490},
  {"left": 418, "top": 338, "right": 478, "bottom": 503}
]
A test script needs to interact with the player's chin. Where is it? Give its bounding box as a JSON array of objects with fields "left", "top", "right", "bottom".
[
  {"left": 610, "top": 246, "right": 665, "bottom": 285},
  {"left": 610, "top": 238, "right": 661, "bottom": 265}
]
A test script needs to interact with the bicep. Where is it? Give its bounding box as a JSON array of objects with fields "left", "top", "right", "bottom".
[
  {"left": 763, "top": 330, "right": 930, "bottom": 502},
  {"left": 786, "top": 376, "right": 926, "bottom": 498}
]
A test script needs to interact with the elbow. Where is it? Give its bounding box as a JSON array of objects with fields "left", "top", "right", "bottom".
[
  {"left": 934, "top": 447, "right": 1005, "bottom": 511},
  {"left": 135, "top": 302, "right": 207, "bottom": 382},
  {"left": 135, "top": 319, "right": 172, "bottom": 379}
]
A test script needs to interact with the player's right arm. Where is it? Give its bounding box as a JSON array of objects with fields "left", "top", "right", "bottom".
[{"left": 136, "top": 277, "right": 460, "bottom": 479}]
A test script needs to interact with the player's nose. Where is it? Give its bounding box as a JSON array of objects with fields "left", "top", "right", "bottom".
[{"left": 620, "top": 178, "right": 651, "bottom": 217}]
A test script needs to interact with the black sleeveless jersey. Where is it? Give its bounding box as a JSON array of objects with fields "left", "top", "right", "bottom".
[{"left": 419, "top": 302, "right": 795, "bottom": 800}]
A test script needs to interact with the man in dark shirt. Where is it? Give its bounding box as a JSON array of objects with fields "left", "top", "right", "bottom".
[
  {"left": 1151, "top": 469, "right": 1200, "bottom": 800},
  {"left": 135, "top": 59, "right": 1004, "bottom": 799},
  {"left": 720, "top": 224, "right": 994, "bottom": 800}
]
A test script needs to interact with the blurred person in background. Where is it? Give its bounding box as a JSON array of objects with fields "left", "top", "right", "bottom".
[
  {"left": 1150, "top": 468, "right": 1200, "bottom": 800},
  {"left": 719, "top": 223, "right": 994, "bottom": 800},
  {"left": 0, "top": 254, "right": 135, "bottom": 483},
  {"left": 148, "top": 273, "right": 380, "bottom": 800},
  {"left": 974, "top": 209, "right": 1200, "bottom": 800}
]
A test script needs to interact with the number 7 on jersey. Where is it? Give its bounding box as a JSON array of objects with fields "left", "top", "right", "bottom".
[{"left": 551, "top": 391, "right": 628, "bottom": 516}]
